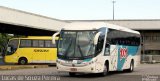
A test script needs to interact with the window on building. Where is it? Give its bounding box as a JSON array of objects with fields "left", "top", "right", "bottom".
[{"left": 145, "top": 50, "right": 160, "bottom": 55}]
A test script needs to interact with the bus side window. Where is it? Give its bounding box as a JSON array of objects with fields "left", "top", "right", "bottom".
[
  {"left": 20, "top": 40, "right": 32, "bottom": 47},
  {"left": 39, "top": 40, "right": 44, "bottom": 47},
  {"left": 104, "top": 43, "right": 110, "bottom": 55},
  {"left": 96, "top": 35, "right": 104, "bottom": 53},
  {"left": 32, "top": 40, "right": 39, "bottom": 47},
  {"left": 45, "top": 40, "right": 56, "bottom": 48}
]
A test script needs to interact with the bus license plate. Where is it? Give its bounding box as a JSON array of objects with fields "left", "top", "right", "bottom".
[{"left": 70, "top": 68, "right": 77, "bottom": 71}]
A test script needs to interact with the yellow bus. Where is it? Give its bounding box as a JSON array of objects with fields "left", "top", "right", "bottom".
[{"left": 4, "top": 36, "right": 58, "bottom": 65}]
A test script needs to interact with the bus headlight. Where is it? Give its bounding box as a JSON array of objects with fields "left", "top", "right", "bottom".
[
  {"left": 84, "top": 59, "right": 97, "bottom": 65},
  {"left": 56, "top": 59, "right": 63, "bottom": 64},
  {"left": 57, "top": 59, "right": 66, "bottom": 65}
]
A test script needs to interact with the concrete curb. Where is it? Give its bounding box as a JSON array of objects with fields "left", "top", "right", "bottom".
[{"left": 0, "top": 65, "right": 49, "bottom": 70}]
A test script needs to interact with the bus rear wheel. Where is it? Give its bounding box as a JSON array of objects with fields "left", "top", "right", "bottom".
[
  {"left": 128, "top": 60, "right": 134, "bottom": 72},
  {"left": 18, "top": 58, "right": 28, "bottom": 65}
]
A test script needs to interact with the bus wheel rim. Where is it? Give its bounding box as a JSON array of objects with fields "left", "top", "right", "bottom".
[
  {"left": 131, "top": 63, "right": 133, "bottom": 71},
  {"left": 21, "top": 60, "right": 26, "bottom": 64}
]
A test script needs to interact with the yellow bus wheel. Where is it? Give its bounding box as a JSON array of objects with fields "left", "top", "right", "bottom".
[{"left": 18, "top": 57, "right": 28, "bottom": 65}]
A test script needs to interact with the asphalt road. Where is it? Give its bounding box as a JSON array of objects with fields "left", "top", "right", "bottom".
[{"left": 0, "top": 64, "right": 159, "bottom": 81}]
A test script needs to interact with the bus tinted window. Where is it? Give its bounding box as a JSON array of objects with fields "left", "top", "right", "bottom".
[
  {"left": 20, "top": 40, "right": 32, "bottom": 47},
  {"left": 45, "top": 40, "right": 56, "bottom": 48},
  {"left": 107, "top": 29, "right": 140, "bottom": 46},
  {"left": 20, "top": 39, "right": 56, "bottom": 48},
  {"left": 96, "top": 28, "right": 106, "bottom": 54},
  {"left": 32, "top": 40, "right": 39, "bottom": 47},
  {"left": 39, "top": 40, "right": 44, "bottom": 47},
  {"left": 7, "top": 39, "right": 19, "bottom": 55}
]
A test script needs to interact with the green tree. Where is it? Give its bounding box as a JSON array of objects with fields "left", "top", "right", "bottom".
[{"left": 0, "top": 33, "right": 13, "bottom": 56}]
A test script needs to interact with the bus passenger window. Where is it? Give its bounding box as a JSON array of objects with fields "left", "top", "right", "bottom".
[
  {"left": 39, "top": 40, "right": 44, "bottom": 47},
  {"left": 96, "top": 35, "right": 104, "bottom": 54},
  {"left": 33, "top": 40, "right": 39, "bottom": 47},
  {"left": 20, "top": 40, "right": 31, "bottom": 47},
  {"left": 45, "top": 40, "right": 56, "bottom": 48}
]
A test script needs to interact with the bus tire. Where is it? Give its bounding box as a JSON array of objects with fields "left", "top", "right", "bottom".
[
  {"left": 69, "top": 72, "right": 76, "bottom": 76},
  {"left": 128, "top": 60, "right": 134, "bottom": 72},
  {"left": 100, "top": 61, "right": 109, "bottom": 76},
  {"left": 18, "top": 57, "right": 28, "bottom": 65}
]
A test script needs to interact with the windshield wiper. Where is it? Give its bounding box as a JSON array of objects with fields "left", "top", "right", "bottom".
[
  {"left": 77, "top": 45, "right": 84, "bottom": 59},
  {"left": 86, "top": 43, "right": 94, "bottom": 57},
  {"left": 64, "top": 39, "right": 73, "bottom": 58}
]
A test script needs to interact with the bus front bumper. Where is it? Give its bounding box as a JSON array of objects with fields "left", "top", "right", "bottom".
[
  {"left": 4, "top": 56, "right": 18, "bottom": 63},
  {"left": 56, "top": 63, "right": 102, "bottom": 73}
]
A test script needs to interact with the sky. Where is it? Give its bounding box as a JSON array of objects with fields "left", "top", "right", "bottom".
[{"left": 0, "top": 0, "right": 160, "bottom": 20}]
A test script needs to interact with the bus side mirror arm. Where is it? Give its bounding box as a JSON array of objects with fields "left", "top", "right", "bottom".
[
  {"left": 94, "top": 32, "right": 101, "bottom": 45},
  {"left": 52, "top": 32, "right": 60, "bottom": 44}
]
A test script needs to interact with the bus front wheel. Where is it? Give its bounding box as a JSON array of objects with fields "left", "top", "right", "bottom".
[
  {"left": 100, "top": 63, "right": 109, "bottom": 76},
  {"left": 128, "top": 60, "right": 134, "bottom": 72},
  {"left": 18, "top": 57, "right": 28, "bottom": 65}
]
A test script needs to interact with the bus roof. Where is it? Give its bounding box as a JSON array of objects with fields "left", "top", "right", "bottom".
[{"left": 62, "top": 22, "right": 140, "bottom": 35}]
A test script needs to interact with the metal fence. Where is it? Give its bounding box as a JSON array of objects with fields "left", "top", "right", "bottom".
[{"left": 141, "top": 55, "right": 160, "bottom": 63}]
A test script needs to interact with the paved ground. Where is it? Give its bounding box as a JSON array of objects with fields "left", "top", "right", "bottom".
[{"left": 0, "top": 64, "right": 159, "bottom": 81}]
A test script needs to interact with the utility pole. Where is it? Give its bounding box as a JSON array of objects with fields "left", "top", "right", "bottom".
[{"left": 112, "top": 0, "right": 116, "bottom": 20}]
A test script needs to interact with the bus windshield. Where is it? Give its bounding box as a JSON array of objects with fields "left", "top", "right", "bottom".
[
  {"left": 58, "top": 30, "right": 97, "bottom": 60},
  {"left": 6, "top": 39, "right": 19, "bottom": 55}
]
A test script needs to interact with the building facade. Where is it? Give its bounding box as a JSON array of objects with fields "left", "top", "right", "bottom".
[{"left": 1, "top": 6, "right": 160, "bottom": 56}]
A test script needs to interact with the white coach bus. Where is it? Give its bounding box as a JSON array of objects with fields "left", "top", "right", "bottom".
[{"left": 52, "top": 22, "right": 141, "bottom": 76}]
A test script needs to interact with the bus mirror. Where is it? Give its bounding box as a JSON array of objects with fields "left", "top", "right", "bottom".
[
  {"left": 94, "top": 32, "right": 101, "bottom": 45},
  {"left": 52, "top": 32, "right": 60, "bottom": 44}
]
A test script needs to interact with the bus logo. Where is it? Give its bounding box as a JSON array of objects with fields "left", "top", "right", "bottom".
[{"left": 120, "top": 48, "right": 128, "bottom": 60}]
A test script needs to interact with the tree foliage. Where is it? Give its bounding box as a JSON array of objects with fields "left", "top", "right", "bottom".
[{"left": 0, "top": 33, "right": 13, "bottom": 55}]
